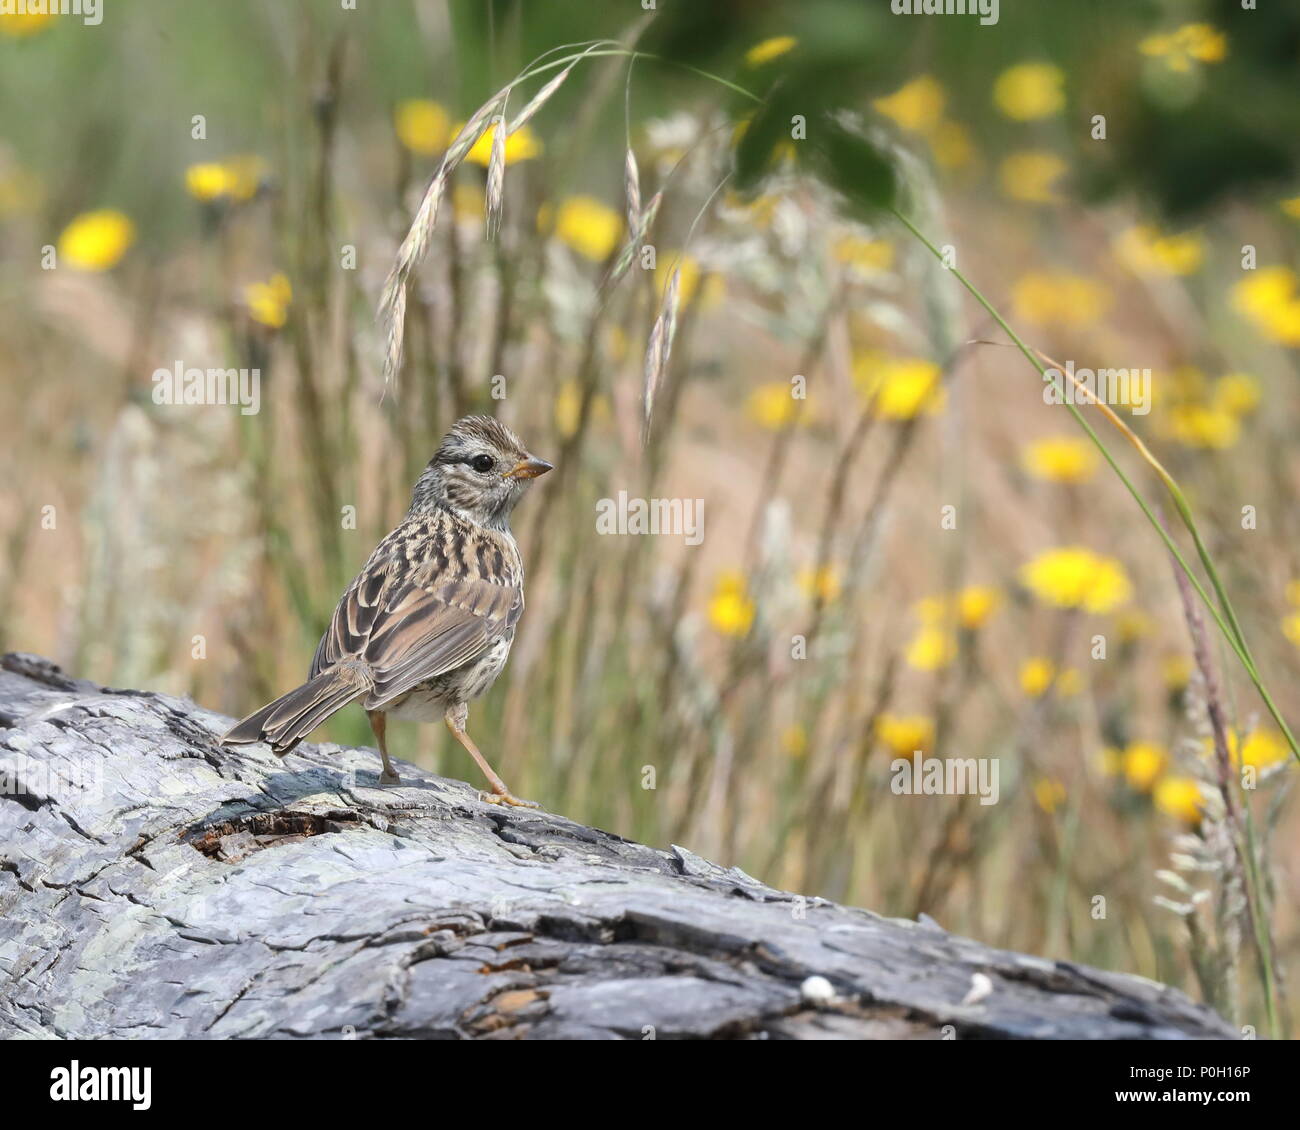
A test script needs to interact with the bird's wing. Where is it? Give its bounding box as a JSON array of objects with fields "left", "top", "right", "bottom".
[{"left": 310, "top": 545, "right": 522, "bottom": 708}]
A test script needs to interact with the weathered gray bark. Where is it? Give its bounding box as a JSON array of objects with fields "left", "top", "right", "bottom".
[{"left": 0, "top": 652, "right": 1231, "bottom": 1040}]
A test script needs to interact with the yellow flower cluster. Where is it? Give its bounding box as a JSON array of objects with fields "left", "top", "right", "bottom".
[
  {"left": 1207, "top": 729, "right": 1289, "bottom": 773},
  {"left": 993, "top": 63, "right": 1065, "bottom": 121},
  {"left": 1033, "top": 777, "right": 1067, "bottom": 814},
  {"left": 58, "top": 210, "right": 135, "bottom": 271},
  {"left": 1139, "top": 24, "right": 1227, "bottom": 73},
  {"left": 797, "top": 565, "right": 841, "bottom": 604},
  {"left": 904, "top": 586, "right": 1000, "bottom": 672},
  {"left": 453, "top": 120, "right": 542, "bottom": 167},
  {"left": 244, "top": 273, "right": 292, "bottom": 329},
  {"left": 1021, "top": 435, "right": 1098, "bottom": 485},
  {"left": 875, "top": 713, "right": 935, "bottom": 756},
  {"left": 834, "top": 235, "right": 894, "bottom": 274},
  {"left": 708, "top": 570, "right": 755, "bottom": 637},
  {"left": 1233, "top": 266, "right": 1300, "bottom": 347},
  {"left": 0, "top": 10, "right": 54, "bottom": 36},
  {"left": 1011, "top": 273, "right": 1112, "bottom": 329},
  {"left": 746, "top": 382, "right": 810, "bottom": 430},
  {"left": 1019, "top": 657, "right": 1080, "bottom": 698},
  {"left": 1114, "top": 226, "right": 1205, "bottom": 277},
  {"left": 1020, "top": 547, "right": 1131, "bottom": 614},
  {"left": 394, "top": 100, "right": 450, "bottom": 155},
  {"left": 853, "top": 355, "right": 946, "bottom": 420},
  {"left": 184, "top": 155, "right": 266, "bottom": 204},
  {"left": 539, "top": 196, "right": 623, "bottom": 262},
  {"left": 745, "top": 36, "right": 797, "bottom": 67},
  {"left": 999, "top": 150, "right": 1067, "bottom": 205},
  {"left": 871, "top": 76, "right": 973, "bottom": 171},
  {"left": 1153, "top": 367, "right": 1260, "bottom": 450}
]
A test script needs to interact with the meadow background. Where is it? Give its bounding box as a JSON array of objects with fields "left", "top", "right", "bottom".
[{"left": 2, "top": 0, "right": 1298, "bottom": 1034}]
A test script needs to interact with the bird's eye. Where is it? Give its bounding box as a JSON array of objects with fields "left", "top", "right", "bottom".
[{"left": 470, "top": 454, "right": 495, "bottom": 473}]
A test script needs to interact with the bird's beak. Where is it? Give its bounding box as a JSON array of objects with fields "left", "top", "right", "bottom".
[{"left": 504, "top": 457, "right": 554, "bottom": 480}]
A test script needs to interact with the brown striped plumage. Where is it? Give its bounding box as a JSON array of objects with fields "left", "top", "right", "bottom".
[{"left": 221, "top": 416, "right": 551, "bottom": 805}]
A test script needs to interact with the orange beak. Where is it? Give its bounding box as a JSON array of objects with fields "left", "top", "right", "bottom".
[{"left": 504, "top": 457, "right": 554, "bottom": 480}]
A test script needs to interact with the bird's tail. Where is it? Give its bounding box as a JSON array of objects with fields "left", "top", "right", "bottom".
[{"left": 221, "top": 669, "right": 366, "bottom": 754}]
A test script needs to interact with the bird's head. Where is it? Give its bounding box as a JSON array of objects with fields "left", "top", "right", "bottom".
[{"left": 412, "top": 415, "right": 552, "bottom": 528}]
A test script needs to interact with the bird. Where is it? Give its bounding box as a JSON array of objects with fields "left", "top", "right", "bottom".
[{"left": 221, "top": 415, "right": 552, "bottom": 807}]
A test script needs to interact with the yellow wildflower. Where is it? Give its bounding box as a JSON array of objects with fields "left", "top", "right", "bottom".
[
  {"left": 185, "top": 163, "right": 236, "bottom": 203},
  {"left": 875, "top": 713, "right": 935, "bottom": 756},
  {"left": 1161, "top": 654, "right": 1192, "bottom": 691},
  {"left": 1011, "top": 273, "right": 1111, "bottom": 329},
  {"left": 927, "top": 120, "right": 975, "bottom": 171},
  {"left": 1139, "top": 24, "right": 1227, "bottom": 73},
  {"left": 223, "top": 154, "right": 267, "bottom": 202},
  {"left": 453, "top": 120, "right": 542, "bottom": 166},
  {"left": 854, "top": 355, "right": 946, "bottom": 420},
  {"left": 1165, "top": 404, "right": 1241, "bottom": 450},
  {"left": 1033, "top": 778, "right": 1067, "bottom": 814},
  {"left": 58, "top": 210, "right": 135, "bottom": 272},
  {"left": 797, "top": 565, "right": 841, "bottom": 604},
  {"left": 1115, "top": 609, "right": 1152, "bottom": 644},
  {"left": 1021, "top": 435, "right": 1098, "bottom": 485},
  {"left": 1211, "top": 373, "right": 1260, "bottom": 416},
  {"left": 394, "top": 100, "right": 450, "bottom": 155},
  {"left": 245, "top": 273, "right": 292, "bottom": 329},
  {"left": 745, "top": 36, "right": 797, "bottom": 67},
  {"left": 993, "top": 63, "right": 1065, "bottom": 121},
  {"left": 1281, "top": 197, "right": 1300, "bottom": 220},
  {"left": 1207, "top": 729, "right": 1289, "bottom": 773},
  {"left": 656, "top": 253, "right": 722, "bottom": 308},
  {"left": 1114, "top": 226, "right": 1205, "bottom": 276},
  {"left": 1232, "top": 267, "right": 1300, "bottom": 347},
  {"left": 906, "top": 627, "right": 956, "bottom": 672},
  {"left": 916, "top": 587, "right": 1001, "bottom": 631},
  {"left": 781, "top": 724, "right": 809, "bottom": 759},
  {"left": 1123, "top": 742, "right": 1168, "bottom": 792},
  {"left": 541, "top": 195, "right": 622, "bottom": 262},
  {"left": 453, "top": 182, "right": 485, "bottom": 222},
  {"left": 999, "top": 150, "right": 1067, "bottom": 204},
  {"left": 0, "top": 10, "right": 53, "bottom": 36},
  {"left": 872, "top": 76, "right": 946, "bottom": 133},
  {"left": 1019, "top": 657, "right": 1081, "bottom": 698},
  {"left": 1154, "top": 776, "right": 1204, "bottom": 824},
  {"left": 1283, "top": 611, "right": 1300, "bottom": 648},
  {"left": 956, "top": 586, "right": 1000, "bottom": 630},
  {"left": 834, "top": 236, "right": 894, "bottom": 273},
  {"left": 708, "top": 571, "right": 755, "bottom": 637},
  {"left": 1020, "top": 547, "right": 1132, "bottom": 613},
  {"left": 746, "top": 382, "right": 808, "bottom": 430}
]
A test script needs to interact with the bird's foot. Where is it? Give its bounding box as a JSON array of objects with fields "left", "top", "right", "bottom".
[
  {"left": 479, "top": 789, "right": 539, "bottom": 809},
  {"left": 378, "top": 770, "right": 402, "bottom": 787}
]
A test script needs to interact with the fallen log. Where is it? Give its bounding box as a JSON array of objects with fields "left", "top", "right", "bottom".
[{"left": 0, "top": 653, "right": 1232, "bottom": 1040}]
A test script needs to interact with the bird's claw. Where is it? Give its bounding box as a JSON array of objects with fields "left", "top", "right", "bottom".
[{"left": 478, "top": 790, "right": 538, "bottom": 806}]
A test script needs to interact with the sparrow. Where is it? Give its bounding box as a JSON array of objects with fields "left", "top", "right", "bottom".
[{"left": 222, "top": 415, "right": 552, "bottom": 806}]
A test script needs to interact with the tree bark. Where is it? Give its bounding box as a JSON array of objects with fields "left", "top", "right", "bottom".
[{"left": 0, "top": 653, "right": 1232, "bottom": 1040}]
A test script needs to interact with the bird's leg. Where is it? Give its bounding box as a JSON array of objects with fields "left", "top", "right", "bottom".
[
  {"left": 444, "top": 704, "right": 538, "bottom": 808},
  {"left": 367, "top": 710, "right": 401, "bottom": 786}
]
